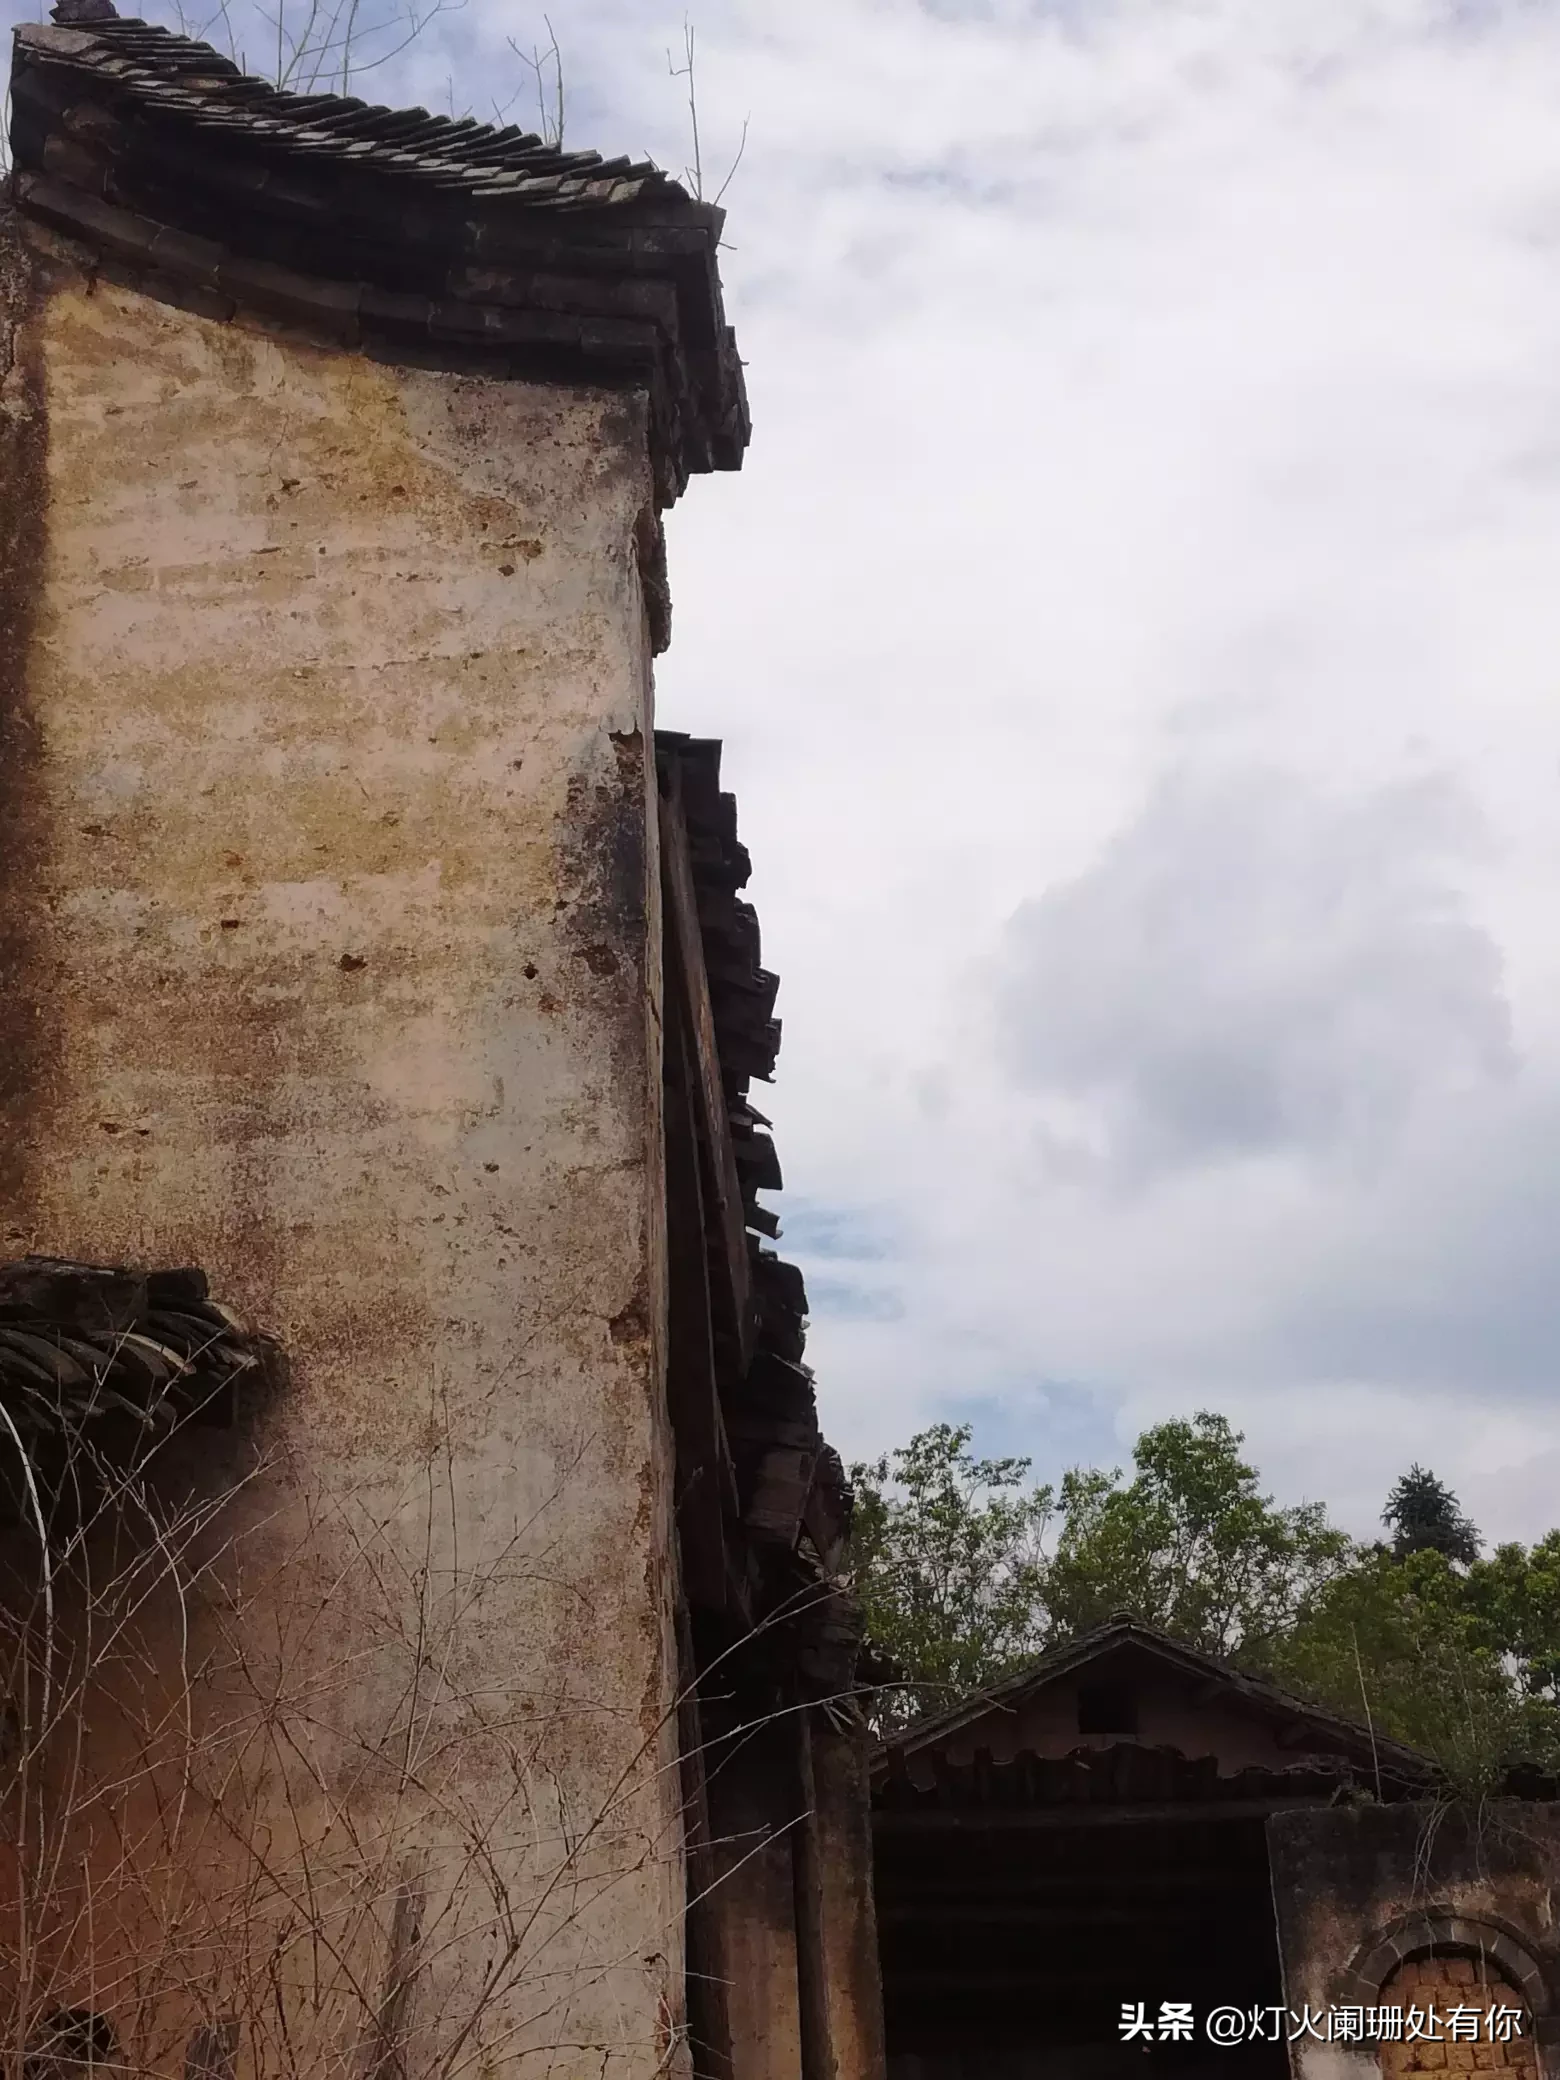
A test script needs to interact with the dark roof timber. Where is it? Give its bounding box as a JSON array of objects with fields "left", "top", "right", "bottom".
[
  {"left": 656, "top": 732, "right": 861, "bottom": 1714},
  {"left": 874, "top": 1615, "right": 1437, "bottom": 1793},
  {"left": 874, "top": 1742, "right": 1403, "bottom": 1824},
  {"left": 7, "top": 12, "right": 748, "bottom": 503}
]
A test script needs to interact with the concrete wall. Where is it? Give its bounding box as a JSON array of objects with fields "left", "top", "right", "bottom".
[
  {"left": 0, "top": 215, "right": 682, "bottom": 2079},
  {"left": 1268, "top": 1804, "right": 1560, "bottom": 2080}
]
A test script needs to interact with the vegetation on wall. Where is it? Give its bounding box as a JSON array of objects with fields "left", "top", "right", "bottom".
[
  {"left": 848, "top": 1413, "right": 1560, "bottom": 1788},
  {"left": 0, "top": 1401, "right": 695, "bottom": 2080}
]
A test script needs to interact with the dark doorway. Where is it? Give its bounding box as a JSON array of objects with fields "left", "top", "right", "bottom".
[{"left": 875, "top": 1811, "right": 1289, "bottom": 2080}]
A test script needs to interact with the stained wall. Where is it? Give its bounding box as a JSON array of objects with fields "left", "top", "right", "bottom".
[
  {"left": 1268, "top": 1803, "right": 1560, "bottom": 2080},
  {"left": 0, "top": 215, "right": 682, "bottom": 2079}
]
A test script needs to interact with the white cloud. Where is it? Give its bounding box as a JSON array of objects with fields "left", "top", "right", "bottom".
[
  {"left": 994, "top": 765, "right": 1515, "bottom": 1175},
  {"left": 12, "top": 0, "right": 1560, "bottom": 1538}
]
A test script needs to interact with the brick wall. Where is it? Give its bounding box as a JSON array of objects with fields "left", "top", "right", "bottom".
[{"left": 1379, "top": 1955, "right": 1536, "bottom": 2080}]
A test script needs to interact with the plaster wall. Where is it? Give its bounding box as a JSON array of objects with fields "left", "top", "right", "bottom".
[
  {"left": 1268, "top": 1804, "right": 1560, "bottom": 2080},
  {"left": 0, "top": 217, "right": 681, "bottom": 2079}
]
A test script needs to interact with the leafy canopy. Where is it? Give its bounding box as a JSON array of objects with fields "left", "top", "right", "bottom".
[
  {"left": 847, "top": 1418, "right": 1560, "bottom": 1782},
  {"left": 1043, "top": 1412, "right": 1351, "bottom": 1657},
  {"left": 1267, "top": 1545, "right": 1541, "bottom": 1792},
  {"left": 848, "top": 1423, "right": 1052, "bottom": 1727}
]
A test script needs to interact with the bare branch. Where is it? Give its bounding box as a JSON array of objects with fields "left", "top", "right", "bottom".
[
  {"left": 713, "top": 112, "right": 749, "bottom": 207},
  {"left": 505, "top": 17, "right": 565, "bottom": 148},
  {"left": 666, "top": 17, "right": 701, "bottom": 200}
]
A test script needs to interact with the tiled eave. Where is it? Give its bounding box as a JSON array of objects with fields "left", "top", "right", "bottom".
[
  {"left": 7, "top": 17, "right": 749, "bottom": 504},
  {"left": 0, "top": 1255, "right": 267, "bottom": 1521}
]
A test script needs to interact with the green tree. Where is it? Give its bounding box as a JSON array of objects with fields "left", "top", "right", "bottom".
[
  {"left": 1043, "top": 1412, "right": 1351, "bottom": 1657},
  {"left": 847, "top": 1424, "right": 1053, "bottom": 1729},
  {"left": 847, "top": 1412, "right": 1560, "bottom": 1782},
  {"left": 1273, "top": 1545, "right": 1554, "bottom": 1793},
  {"left": 1382, "top": 1464, "right": 1480, "bottom": 1566},
  {"left": 1464, "top": 1532, "right": 1560, "bottom": 1703}
]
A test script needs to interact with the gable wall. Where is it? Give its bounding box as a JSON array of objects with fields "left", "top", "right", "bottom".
[
  {"left": 0, "top": 215, "right": 684, "bottom": 2078},
  {"left": 917, "top": 1657, "right": 1355, "bottom": 1778}
]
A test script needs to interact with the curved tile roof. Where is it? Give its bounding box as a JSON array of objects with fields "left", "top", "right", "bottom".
[
  {"left": 7, "top": 13, "right": 749, "bottom": 500},
  {"left": 19, "top": 17, "right": 677, "bottom": 204}
]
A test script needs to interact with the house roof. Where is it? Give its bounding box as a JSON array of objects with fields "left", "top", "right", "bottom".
[
  {"left": 873, "top": 1614, "right": 1436, "bottom": 1791},
  {"left": 7, "top": 12, "right": 748, "bottom": 500},
  {"left": 15, "top": 18, "right": 676, "bottom": 204},
  {"left": 873, "top": 1740, "right": 1417, "bottom": 1821},
  {"left": 0, "top": 1255, "right": 267, "bottom": 1518}
]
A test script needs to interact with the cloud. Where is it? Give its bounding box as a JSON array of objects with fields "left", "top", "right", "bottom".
[
  {"left": 993, "top": 766, "right": 1516, "bottom": 1177},
  {"left": 802, "top": 1277, "right": 906, "bottom": 1325},
  {"left": 1260, "top": 1078, "right": 1560, "bottom": 1405},
  {"left": 13, "top": 0, "right": 1560, "bottom": 1539}
]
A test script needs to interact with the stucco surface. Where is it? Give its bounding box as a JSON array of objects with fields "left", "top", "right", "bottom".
[
  {"left": 1268, "top": 1803, "right": 1560, "bottom": 2080},
  {"left": 0, "top": 226, "right": 681, "bottom": 2077}
]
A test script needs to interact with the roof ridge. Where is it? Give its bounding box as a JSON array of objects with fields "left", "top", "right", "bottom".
[
  {"left": 17, "top": 15, "right": 672, "bottom": 190},
  {"left": 9, "top": 9, "right": 750, "bottom": 499},
  {"left": 873, "top": 1613, "right": 1437, "bottom": 1774}
]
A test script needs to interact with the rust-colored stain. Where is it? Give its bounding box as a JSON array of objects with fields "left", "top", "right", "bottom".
[
  {"left": 0, "top": 213, "right": 55, "bottom": 1217},
  {"left": 610, "top": 1278, "right": 652, "bottom": 1348},
  {"left": 0, "top": 224, "right": 683, "bottom": 2070}
]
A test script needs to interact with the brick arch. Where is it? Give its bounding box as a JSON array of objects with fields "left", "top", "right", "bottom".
[{"left": 1339, "top": 1912, "right": 1551, "bottom": 2021}]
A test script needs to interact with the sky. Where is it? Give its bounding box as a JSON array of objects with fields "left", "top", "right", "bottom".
[{"left": 9, "top": 0, "right": 1560, "bottom": 1542}]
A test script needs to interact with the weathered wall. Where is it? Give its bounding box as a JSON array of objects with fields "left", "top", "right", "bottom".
[
  {"left": 0, "top": 214, "right": 681, "bottom": 2078},
  {"left": 1377, "top": 1956, "right": 1538, "bottom": 2080},
  {"left": 706, "top": 1719, "right": 806, "bottom": 2080},
  {"left": 812, "top": 1723, "right": 888, "bottom": 2080},
  {"left": 1268, "top": 1804, "right": 1560, "bottom": 2080}
]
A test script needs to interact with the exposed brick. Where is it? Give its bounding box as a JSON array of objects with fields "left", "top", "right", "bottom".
[{"left": 1379, "top": 1956, "right": 1536, "bottom": 2080}]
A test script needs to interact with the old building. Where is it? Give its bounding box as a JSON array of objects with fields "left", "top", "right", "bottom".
[
  {"left": 872, "top": 1617, "right": 1560, "bottom": 2080},
  {"left": 0, "top": 17, "right": 882, "bottom": 2080}
]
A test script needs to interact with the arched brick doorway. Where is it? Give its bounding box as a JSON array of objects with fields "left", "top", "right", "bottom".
[{"left": 1377, "top": 1954, "right": 1537, "bottom": 2080}]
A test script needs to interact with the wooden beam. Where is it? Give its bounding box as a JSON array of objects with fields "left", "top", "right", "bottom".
[
  {"left": 875, "top": 1866, "right": 1275, "bottom": 1907},
  {"left": 659, "top": 772, "right": 754, "bottom": 1378},
  {"left": 745, "top": 1445, "right": 816, "bottom": 1549},
  {"left": 809, "top": 1720, "right": 888, "bottom": 2080},
  {"left": 1275, "top": 1719, "right": 1320, "bottom": 1749},
  {"left": 871, "top": 1796, "right": 1331, "bottom": 1832},
  {"left": 879, "top": 1968, "right": 1225, "bottom": 1999},
  {"left": 792, "top": 1709, "right": 837, "bottom": 2080},
  {"left": 663, "top": 998, "right": 741, "bottom": 1615},
  {"left": 877, "top": 1888, "right": 1265, "bottom": 1926},
  {"left": 703, "top": 1717, "right": 806, "bottom": 2080},
  {"left": 677, "top": 1597, "right": 736, "bottom": 2080}
]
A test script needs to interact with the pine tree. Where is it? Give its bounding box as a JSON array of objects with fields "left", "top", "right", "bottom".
[{"left": 1383, "top": 1465, "right": 1480, "bottom": 1566}]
